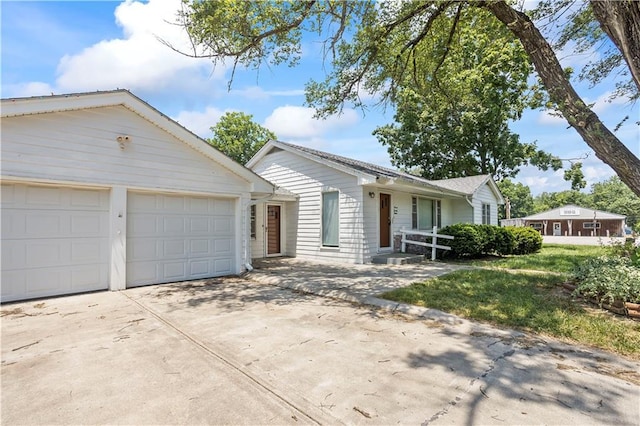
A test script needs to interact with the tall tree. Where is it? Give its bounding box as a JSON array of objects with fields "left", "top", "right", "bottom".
[
  {"left": 497, "top": 178, "right": 535, "bottom": 220},
  {"left": 587, "top": 176, "right": 640, "bottom": 230},
  {"left": 176, "top": 0, "right": 640, "bottom": 195},
  {"left": 533, "top": 190, "right": 589, "bottom": 213},
  {"left": 372, "top": 9, "right": 561, "bottom": 180},
  {"left": 207, "top": 111, "right": 276, "bottom": 165}
]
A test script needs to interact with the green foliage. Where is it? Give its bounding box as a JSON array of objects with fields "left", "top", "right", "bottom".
[
  {"left": 533, "top": 190, "right": 588, "bottom": 213},
  {"left": 497, "top": 178, "right": 534, "bottom": 220},
  {"left": 468, "top": 244, "right": 607, "bottom": 274},
  {"left": 439, "top": 224, "right": 482, "bottom": 258},
  {"left": 588, "top": 176, "right": 640, "bottom": 230},
  {"left": 534, "top": 1, "right": 638, "bottom": 103},
  {"left": 370, "top": 9, "right": 560, "bottom": 181},
  {"left": 607, "top": 239, "right": 640, "bottom": 267},
  {"left": 440, "top": 224, "right": 515, "bottom": 258},
  {"left": 572, "top": 256, "right": 640, "bottom": 304},
  {"left": 506, "top": 226, "right": 543, "bottom": 255},
  {"left": 178, "top": 0, "right": 640, "bottom": 197},
  {"left": 207, "top": 112, "right": 276, "bottom": 165},
  {"left": 382, "top": 269, "right": 640, "bottom": 359},
  {"left": 563, "top": 162, "right": 586, "bottom": 191}
]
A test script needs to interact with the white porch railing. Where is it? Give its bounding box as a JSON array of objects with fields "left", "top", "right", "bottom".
[{"left": 400, "top": 226, "right": 454, "bottom": 260}]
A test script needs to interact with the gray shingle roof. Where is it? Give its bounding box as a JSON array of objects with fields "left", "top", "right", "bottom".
[{"left": 271, "top": 141, "right": 493, "bottom": 196}]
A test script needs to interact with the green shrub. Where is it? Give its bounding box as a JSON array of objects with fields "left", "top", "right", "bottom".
[
  {"left": 572, "top": 256, "right": 640, "bottom": 304},
  {"left": 607, "top": 239, "right": 640, "bottom": 267},
  {"left": 507, "top": 226, "right": 543, "bottom": 255},
  {"left": 493, "top": 226, "right": 516, "bottom": 256},
  {"left": 439, "top": 224, "right": 482, "bottom": 258},
  {"left": 476, "top": 224, "right": 497, "bottom": 254}
]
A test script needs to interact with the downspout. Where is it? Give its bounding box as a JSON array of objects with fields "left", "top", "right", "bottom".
[
  {"left": 464, "top": 195, "right": 475, "bottom": 224},
  {"left": 244, "top": 192, "right": 276, "bottom": 272}
]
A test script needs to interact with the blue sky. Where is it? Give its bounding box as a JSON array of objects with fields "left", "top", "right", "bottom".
[{"left": 2, "top": 0, "right": 638, "bottom": 195}]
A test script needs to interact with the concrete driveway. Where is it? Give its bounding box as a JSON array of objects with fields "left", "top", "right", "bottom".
[{"left": 2, "top": 267, "right": 640, "bottom": 425}]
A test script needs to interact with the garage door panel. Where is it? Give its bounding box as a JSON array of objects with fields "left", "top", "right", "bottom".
[
  {"left": 214, "top": 239, "right": 231, "bottom": 254},
  {"left": 127, "top": 192, "right": 236, "bottom": 288},
  {"left": 1, "top": 183, "right": 109, "bottom": 302},
  {"left": 163, "top": 217, "right": 186, "bottom": 233},
  {"left": 163, "top": 240, "right": 187, "bottom": 257},
  {"left": 214, "top": 259, "right": 232, "bottom": 274},
  {"left": 128, "top": 239, "right": 159, "bottom": 261},
  {"left": 163, "top": 262, "right": 186, "bottom": 280}
]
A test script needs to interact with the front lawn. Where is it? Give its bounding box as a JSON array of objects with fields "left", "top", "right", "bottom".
[
  {"left": 463, "top": 244, "right": 607, "bottom": 274},
  {"left": 382, "top": 268, "right": 640, "bottom": 360}
]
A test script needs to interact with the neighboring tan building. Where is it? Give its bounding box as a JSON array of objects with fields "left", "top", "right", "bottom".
[{"left": 502, "top": 204, "right": 626, "bottom": 237}]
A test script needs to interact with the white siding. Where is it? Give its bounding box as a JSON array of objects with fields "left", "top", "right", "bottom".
[
  {"left": 1, "top": 106, "right": 250, "bottom": 195},
  {"left": 251, "top": 204, "right": 266, "bottom": 259},
  {"left": 252, "top": 150, "right": 364, "bottom": 263},
  {"left": 472, "top": 184, "right": 499, "bottom": 225},
  {"left": 451, "top": 199, "right": 473, "bottom": 224}
]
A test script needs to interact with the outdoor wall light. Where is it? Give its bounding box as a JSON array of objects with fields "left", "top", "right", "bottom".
[
  {"left": 116, "top": 135, "right": 131, "bottom": 150},
  {"left": 369, "top": 191, "right": 375, "bottom": 198}
]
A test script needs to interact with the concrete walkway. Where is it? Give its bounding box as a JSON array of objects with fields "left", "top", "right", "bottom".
[{"left": 249, "top": 257, "right": 470, "bottom": 323}]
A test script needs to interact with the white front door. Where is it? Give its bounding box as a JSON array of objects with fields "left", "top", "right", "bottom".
[
  {"left": 553, "top": 222, "right": 562, "bottom": 236},
  {"left": 126, "top": 192, "right": 236, "bottom": 287},
  {"left": 1, "top": 183, "right": 109, "bottom": 302}
]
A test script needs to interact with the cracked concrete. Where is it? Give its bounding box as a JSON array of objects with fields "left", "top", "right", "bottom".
[{"left": 2, "top": 260, "right": 639, "bottom": 425}]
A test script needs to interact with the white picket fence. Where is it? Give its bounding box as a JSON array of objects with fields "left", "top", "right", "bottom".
[{"left": 399, "top": 226, "right": 454, "bottom": 261}]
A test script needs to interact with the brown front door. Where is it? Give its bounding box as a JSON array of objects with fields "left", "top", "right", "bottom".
[
  {"left": 267, "top": 205, "right": 281, "bottom": 255},
  {"left": 379, "top": 193, "right": 391, "bottom": 248}
]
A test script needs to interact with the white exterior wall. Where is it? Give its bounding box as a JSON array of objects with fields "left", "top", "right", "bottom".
[
  {"left": 2, "top": 106, "right": 256, "bottom": 291},
  {"left": 451, "top": 199, "right": 473, "bottom": 224},
  {"left": 251, "top": 150, "right": 364, "bottom": 263},
  {"left": 1, "top": 107, "right": 248, "bottom": 195},
  {"left": 472, "top": 184, "right": 499, "bottom": 225}
]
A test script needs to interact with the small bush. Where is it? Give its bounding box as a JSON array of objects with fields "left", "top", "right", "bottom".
[
  {"left": 572, "top": 256, "right": 640, "bottom": 304},
  {"left": 439, "top": 224, "right": 482, "bottom": 258},
  {"left": 607, "top": 239, "right": 640, "bottom": 267},
  {"left": 493, "top": 226, "right": 516, "bottom": 256},
  {"left": 507, "top": 226, "right": 543, "bottom": 255}
]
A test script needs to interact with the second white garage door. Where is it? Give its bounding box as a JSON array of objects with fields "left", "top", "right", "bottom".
[{"left": 126, "top": 192, "right": 236, "bottom": 288}]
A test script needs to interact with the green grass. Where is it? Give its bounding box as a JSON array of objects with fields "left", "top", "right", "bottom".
[
  {"left": 382, "top": 269, "right": 640, "bottom": 359},
  {"left": 464, "top": 244, "right": 608, "bottom": 274}
]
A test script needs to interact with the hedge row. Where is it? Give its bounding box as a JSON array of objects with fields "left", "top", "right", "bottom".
[{"left": 438, "top": 224, "right": 542, "bottom": 258}]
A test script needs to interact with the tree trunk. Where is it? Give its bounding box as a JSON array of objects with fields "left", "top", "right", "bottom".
[
  {"left": 483, "top": 1, "right": 640, "bottom": 197},
  {"left": 590, "top": 0, "right": 640, "bottom": 92}
]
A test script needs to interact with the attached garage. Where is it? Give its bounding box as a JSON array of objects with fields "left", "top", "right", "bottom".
[
  {"left": 1, "top": 90, "right": 274, "bottom": 302},
  {"left": 1, "top": 183, "right": 110, "bottom": 302},
  {"left": 126, "top": 192, "right": 236, "bottom": 287}
]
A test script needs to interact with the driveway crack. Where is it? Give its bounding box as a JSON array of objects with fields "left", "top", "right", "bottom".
[{"left": 421, "top": 348, "right": 515, "bottom": 425}]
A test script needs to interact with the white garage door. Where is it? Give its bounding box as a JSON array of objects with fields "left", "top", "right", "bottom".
[
  {"left": 1, "top": 183, "right": 110, "bottom": 303},
  {"left": 126, "top": 192, "right": 236, "bottom": 287}
]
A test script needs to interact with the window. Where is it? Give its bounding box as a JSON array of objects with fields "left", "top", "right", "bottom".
[
  {"left": 530, "top": 222, "right": 543, "bottom": 230},
  {"left": 322, "top": 191, "right": 339, "bottom": 247},
  {"left": 250, "top": 205, "right": 256, "bottom": 239},
  {"left": 411, "top": 197, "right": 440, "bottom": 230},
  {"left": 482, "top": 203, "right": 491, "bottom": 225},
  {"left": 583, "top": 222, "right": 601, "bottom": 229}
]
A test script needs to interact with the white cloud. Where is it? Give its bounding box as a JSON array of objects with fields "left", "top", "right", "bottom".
[
  {"left": 54, "top": 0, "right": 219, "bottom": 93},
  {"left": 232, "top": 86, "right": 306, "bottom": 100},
  {"left": 263, "top": 105, "right": 359, "bottom": 139},
  {"left": 172, "top": 106, "right": 229, "bottom": 139},
  {"left": 538, "top": 109, "right": 567, "bottom": 126},
  {"left": 5, "top": 82, "right": 54, "bottom": 98}
]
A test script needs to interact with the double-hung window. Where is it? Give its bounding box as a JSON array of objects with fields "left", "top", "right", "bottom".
[
  {"left": 482, "top": 203, "right": 491, "bottom": 225},
  {"left": 322, "top": 191, "right": 339, "bottom": 247},
  {"left": 411, "top": 197, "right": 440, "bottom": 230}
]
